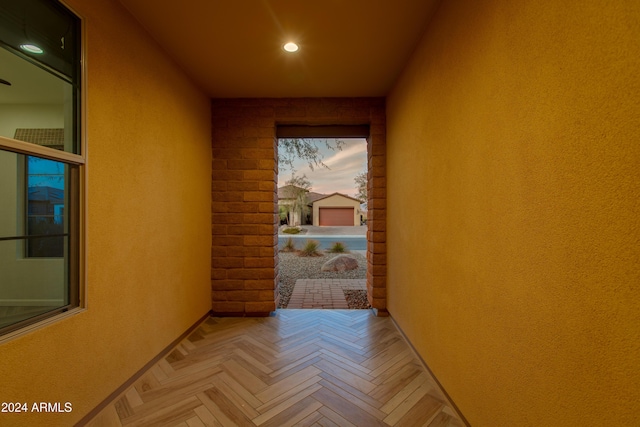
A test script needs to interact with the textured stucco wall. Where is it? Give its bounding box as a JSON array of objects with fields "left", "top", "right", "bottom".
[
  {"left": 0, "top": 0, "right": 212, "bottom": 425},
  {"left": 386, "top": 0, "right": 640, "bottom": 425}
]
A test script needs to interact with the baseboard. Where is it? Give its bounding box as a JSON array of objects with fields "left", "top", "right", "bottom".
[
  {"left": 74, "top": 310, "right": 212, "bottom": 426},
  {"left": 371, "top": 307, "right": 389, "bottom": 317},
  {"left": 211, "top": 311, "right": 272, "bottom": 317},
  {"left": 389, "top": 312, "right": 471, "bottom": 427}
]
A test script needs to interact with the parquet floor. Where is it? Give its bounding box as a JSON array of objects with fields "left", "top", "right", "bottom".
[{"left": 85, "top": 310, "right": 464, "bottom": 427}]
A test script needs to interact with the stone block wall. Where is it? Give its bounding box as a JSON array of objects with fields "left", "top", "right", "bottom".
[{"left": 211, "top": 98, "right": 386, "bottom": 316}]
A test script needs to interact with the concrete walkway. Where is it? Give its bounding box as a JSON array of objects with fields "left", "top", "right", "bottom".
[{"left": 286, "top": 278, "right": 367, "bottom": 309}]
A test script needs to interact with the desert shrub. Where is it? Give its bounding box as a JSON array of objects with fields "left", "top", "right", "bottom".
[
  {"left": 298, "top": 239, "right": 322, "bottom": 257},
  {"left": 327, "top": 241, "right": 348, "bottom": 253},
  {"left": 282, "top": 227, "right": 301, "bottom": 234},
  {"left": 281, "top": 237, "right": 297, "bottom": 252}
]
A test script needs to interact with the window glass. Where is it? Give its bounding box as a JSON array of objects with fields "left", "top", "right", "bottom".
[
  {"left": 0, "top": 0, "right": 80, "bottom": 154},
  {"left": 0, "top": 0, "right": 81, "bottom": 337},
  {"left": 0, "top": 150, "right": 75, "bottom": 332},
  {"left": 26, "top": 156, "right": 67, "bottom": 258}
]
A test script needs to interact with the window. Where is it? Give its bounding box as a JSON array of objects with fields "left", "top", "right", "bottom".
[
  {"left": 26, "top": 156, "right": 67, "bottom": 258},
  {"left": 0, "top": 0, "right": 83, "bottom": 337}
]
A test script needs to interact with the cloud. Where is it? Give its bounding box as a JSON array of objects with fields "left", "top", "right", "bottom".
[
  {"left": 278, "top": 138, "right": 367, "bottom": 197},
  {"left": 323, "top": 142, "right": 367, "bottom": 169}
]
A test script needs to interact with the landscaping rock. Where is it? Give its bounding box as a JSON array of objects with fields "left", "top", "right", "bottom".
[
  {"left": 321, "top": 255, "right": 359, "bottom": 272},
  {"left": 278, "top": 252, "right": 367, "bottom": 309}
]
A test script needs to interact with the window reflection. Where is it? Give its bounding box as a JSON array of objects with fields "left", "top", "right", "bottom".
[
  {"left": 27, "top": 157, "right": 66, "bottom": 258},
  {"left": 0, "top": 0, "right": 80, "bottom": 337},
  {"left": 0, "top": 47, "right": 76, "bottom": 152},
  {"left": 0, "top": 149, "right": 71, "bottom": 332}
]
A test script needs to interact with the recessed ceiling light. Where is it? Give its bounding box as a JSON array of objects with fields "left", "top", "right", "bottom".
[
  {"left": 20, "top": 44, "right": 44, "bottom": 54},
  {"left": 283, "top": 42, "right": 299, "bottom": 53}
]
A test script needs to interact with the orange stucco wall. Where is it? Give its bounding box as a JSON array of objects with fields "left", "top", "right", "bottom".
[
  {"left": 386, "top": 0, "right": 640, "bottom": 425},
  {"left": 0, "top": 0, "right": 212, "bottom": 425}
]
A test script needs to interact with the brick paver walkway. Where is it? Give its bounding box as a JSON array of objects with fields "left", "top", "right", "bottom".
[{"left": 286, "top": 279, "right": 367, "bottom": 309}]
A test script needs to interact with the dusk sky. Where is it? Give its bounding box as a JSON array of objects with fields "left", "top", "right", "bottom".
[{"left": 277, "top": 138, "right": 367, "bottom": 197}]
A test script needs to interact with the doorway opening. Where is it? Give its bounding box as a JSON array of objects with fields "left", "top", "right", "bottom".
[
  {"left": 276, "top": 136, "right": 369, "bottom": 309},
  {"left": 210, "top": 98, "right": 387, "bottom": 317}
]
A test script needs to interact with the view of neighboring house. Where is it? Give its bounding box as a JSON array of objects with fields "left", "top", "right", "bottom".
[
  {"left": 28, "top": 185, "right": 64, "bottom": 223},
  {"left": 278, "top": 185, "right": 365, "bottom": 226},
  {"left": 27, "top": 185, "right": 65, "bottom": 257},
  {"left": 311, "top": 192, "right": 364, "bottom": 226}
]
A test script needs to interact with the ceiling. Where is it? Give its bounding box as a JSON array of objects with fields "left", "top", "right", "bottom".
[
  {"left": 0, "top": 47, "right": 69, "bottom": 104},
  {"left": 116, "top": 0, "right": 440, "bottom": 98}
]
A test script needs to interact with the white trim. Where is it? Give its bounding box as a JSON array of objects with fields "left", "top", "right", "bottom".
[
  {"left": 59, "top": 0, "right": 88, "bottom": 312},
  {"left": 74, "top": 0, "right": 88, "bottom": 312},
  {"left": 0, "top": 136, "right": 84, "bottom": 164},
  {"left": 0, "top": 308, "right": 85, "bottom": 344}
]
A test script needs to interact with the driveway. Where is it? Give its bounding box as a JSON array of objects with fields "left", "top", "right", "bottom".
[{"left": 279, "top": 225, "right": 367, "bottom": 236}]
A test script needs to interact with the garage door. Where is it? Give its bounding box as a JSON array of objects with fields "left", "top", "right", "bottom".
[{"left": 319, "top": 208, "right": 354, "bottom": 226}]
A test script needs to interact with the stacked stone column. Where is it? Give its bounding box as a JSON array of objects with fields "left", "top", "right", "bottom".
[
  {"left": 211, "top": 98, "right": 387, "bottom": 316},
  {"left": 367, "top": 122, "right": 388, "bottom": 315},
  {"left": 211, "top": 100, "right": 279, "bottom": 315}
]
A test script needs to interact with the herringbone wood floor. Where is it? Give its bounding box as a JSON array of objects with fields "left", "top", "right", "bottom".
[{"left": 85, "top": 310, "right": 464, "bottom": 427}]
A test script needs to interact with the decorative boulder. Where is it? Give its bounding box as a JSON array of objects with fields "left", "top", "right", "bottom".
[{"left": 321, "top": 255, "right": 359, "bottom": 272}]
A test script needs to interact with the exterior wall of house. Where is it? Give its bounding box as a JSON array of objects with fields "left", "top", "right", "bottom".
[
  {"left": 211, "top": 98, "right": 387, "bottom": 314},
  {"left": 0, "top": 0, "right": 212, "bottom": 425},
  {"left": 312, "top": 194, "right": 361, "bottom": 226},
  {"left": 386, "top": 0, "right": 640, "bottom": 425}
]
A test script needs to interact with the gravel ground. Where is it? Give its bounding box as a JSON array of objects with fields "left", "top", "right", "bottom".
[
  {"left": 344, "top": 290, "right": 371, "bottom": 310},
  {"left": 278, "top": 251, "right": 370, "bottom": 309}
]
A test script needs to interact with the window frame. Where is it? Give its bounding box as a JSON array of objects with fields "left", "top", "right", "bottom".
[{"left": 0, "top": 0, "right": 86, "bottom": 342}]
